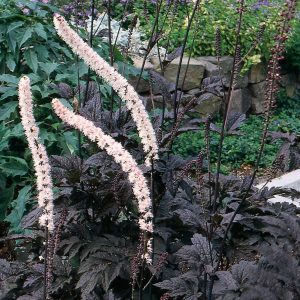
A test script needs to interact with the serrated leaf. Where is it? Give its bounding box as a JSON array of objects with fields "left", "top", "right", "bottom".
[
  {"left": 0, "top": 101, "right": 17, "bottom": 121},
  {"left": 24, "top": 49, "right": 38, "bottom": 73},
  {"left": 0, "top": 185, "right": 14, "bottom": 220},
  {"left": 176, "top": 233, "right": 214, "bottom": 266},
  {"left": 0, "top": 89, "right": 17, "bottom": 101},
  {"left": 6, "top": 54, "right": 16, "bottom": 72},
  {"left": 213, "top": 271, "right": 239, "bottom": 295},
  {"left": 19, "top": 28, "right": 33, "bottom": 47},
  {"left": 0, "top": 156, "right": 28, "bottom": 176},
  {"left": 0, "top": 74, "right": 19, "bottom": 85},
  {"left": 7, "top": 31, "right": 17, "bottom": 53},
  {"left": 155, "top": 272, "right": 201, "bottom": 298},
  {"left": 34, "top": 23, "right": 47, "bottom": 40},
  {"left": 7, "top": 21, "right": 24, "bottom": 33},
  {"left": 5, "top": 185, "right": 31, "bottom": 233},
  {"left": 39, "top": 62, "right": 59, "bottom": 77}
]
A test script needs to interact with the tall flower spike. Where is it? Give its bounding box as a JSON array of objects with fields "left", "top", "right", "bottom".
[
  {"left": 52, "top": 99, "right": 153, "bottom": 262},
  {"left": 53, "top": 14, "right": 158, "bottom": 166},
  {"left": 18, "top": 76, "right": 54, "bottom": 231}
]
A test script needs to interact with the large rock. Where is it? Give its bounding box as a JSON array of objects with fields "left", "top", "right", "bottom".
[
  {"left": 197, "top": 56, "right": 248, "bottom": 89},
  {"left": 280, "top": 73, "right": 297, "bottom": 98},
  {"left": 143, "top": 93, "right": 193, "bottom": 111},
  {"left": 194, "top": 57, "right": 219, "bottom": 77},
  {"left": 127, "top": 57, "right": 154, "bottom": 94},
  {"left": 249, "top": 81, "right": 266, "bottom": 114},
  {"left": 199, "top": 56, "right": 234, "bottom": 74},
  {"left": 156, "top": 57, "right": 205, "bottom": 91},
  {"left": 223, "top": 74, "right": 249, "bottom": 89},
  {"left": 248, "top": 62, "right": 267, "bottom": 83},
  {"left": 190, "top": 93, "right": 222, "bottom": 117},
  {"left": 225, "top": 89, "right": 252, "bottom": 114},
  {"left": 128, "top": 75, "right": 150, "bottom": 94}
]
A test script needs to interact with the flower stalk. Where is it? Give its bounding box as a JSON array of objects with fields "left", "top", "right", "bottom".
[
  {"left": 18, "top": 76, "right": 54, "bottom": 231},
  {"left": 52, "top": 99, "right": 153, "bottom": 261},
  {"left": 53, "top": 14, "right": 158, "bottom": 166}
]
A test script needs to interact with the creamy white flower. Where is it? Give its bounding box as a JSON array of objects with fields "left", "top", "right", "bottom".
[
  {"left": 18, "top": 76, "right": 54, "bottom": 231},
  {"left": 52, "top": 99, "right": 153, "bottom": 239},
  {"left": 53, "top": 14, "right": 158, "bottom": 166}
]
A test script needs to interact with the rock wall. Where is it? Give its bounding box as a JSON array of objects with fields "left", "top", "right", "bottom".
[{"left": 130, "top": 56, "right": 300, "bottom": 117}]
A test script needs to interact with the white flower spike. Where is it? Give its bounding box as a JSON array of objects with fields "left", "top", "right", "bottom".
[
  {"left": 18, "top": 76, "right": 54, "bottom": 231},
  {"left": 53, "top": 14, "right": 158, "bottom": 166},
  {"left": 52, "top": 99, "right": 153, "bottom": 262}
]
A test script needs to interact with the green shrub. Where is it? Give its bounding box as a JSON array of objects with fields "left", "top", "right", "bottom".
[
  {"left": 173, "top": 114, "right": 285, "bottom": 174},
  {"left": 285, "top": 17, "right": 300, "bottom": 73},
  {"left": 129, "top": 0, "right": 285, "bottom": 67}
]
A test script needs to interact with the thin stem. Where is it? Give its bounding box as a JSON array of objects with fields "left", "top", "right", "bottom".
[
  {"left": 175, "top": 4, "right": 201, "bottom": 117},
  {"left": 135, "top": 0, "right": 163, "bottom": 91},
  {"left": 212, "top": 0, "right": 244, "bottom": 213},
  {"left": 112, "top": 0, "right": 130, "bottom": 53},
  {"left": 43, "top": 226, "right": 49, "bottom": 300},
  {"left": 107, "top": 0, "right": 115, "bottom": 124},
  {"left": 83, "top": 0, "right": 95, "bottom": 107},
  {"left": 172, "top": 0, "right": 200, "bottom": 123}
]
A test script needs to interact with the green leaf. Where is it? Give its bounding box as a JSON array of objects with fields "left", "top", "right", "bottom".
[
  {"left": 39, "top": 62, "right": 59, "bottom": 77},
  {"left": 34, "top": 23, "right": 47, "bottom": 40},
  {"left": 0, "top": 185, "right": 14, "bottom": 220},
  {"left": 5, "top": 185, "right": 31, "bottom": 233},
  {"left": 0, "top": 74, "right": 19, "bottom": 85},
  {"left": 19, "top": 27, "right": 33, "bottom": 47},
  {"left": 0, "top": 101, "right": 18, "bottom": 120},
  {"left": 59, "top": 131, "right": 78, "bottom": 155},
  {"left": 27, "top": 73, "right": 42, "bottom": 85},
  {"left": 0, "top": 157, "right": 28, "bottom": 176},
  {"left": 7, "top": 31, "right": 17, "bottom": 53},
  {"left": 9, "top": 123, "right": 24, "bottom": 137},
  {"left": 0, "top": 139, "right": 9, "bottom": 152},
  {"left": 7, "top": 21, "right": 24, "bottom": 33},
  {"left": 34, "top": 45, "right": 49, "bottom": 61},
  {"left": 6, "top": 54, "right": 16, "bottom": 72},
  {"left": 24, "top": 49, "right": 38, "bottom": 73},
  {"left": 0, "top": 89, "right": 17, "bottom": 101}
]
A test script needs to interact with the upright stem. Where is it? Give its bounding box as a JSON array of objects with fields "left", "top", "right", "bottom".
[
  {"left": 172, "top": 0, "right": 200, "bottom": 123},
  {"left": 107, "top": 0, "right": 115, "bottom": 124},
  {"left": 43, "top": 227, "right": 49, "bottom": 300},
  {"left": 75, "top": 0, "right": 82, "bottom": 158},
  {"left": 83, "top": 0, "right": 95, "bottom": 107},
  {"left": 135, "top": 0, "right": 163, "bottom": 91},
  {"left": 212, "top": 0, "right": 244, "bottom": 213}
]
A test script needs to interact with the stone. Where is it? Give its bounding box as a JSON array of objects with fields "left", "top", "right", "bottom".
[
  {"left": 187, "top": 88, "right": 201, "bottom": 96},
  {"left": 250, "top": 97, "right": 265, "bottom": 114},
  {"left": 225, "top": 89, "right": 252, "bottom": 114},
  {"left": 197, "top": 56, "right": 248, "bottom": 89},
  {"left": 132, "top": 56, "right": 154, "bottom": 70},
  {"left": 248, "top": 62, "right": 267, "bottom": 83},
  {"left": 189, "top": 93, "right": 222, "bottom": 117},
  {"left": 223, "top": 73, "right": 249, "bottom": 89},
  {"left": 127, "top": 56, "right": 154, "bottom": 94},
  {"left": 143, "top": 93, "right": 193, "bottom": 111},
  {"left": 280, "top": 73, "right": 297, "bottom": 98},
  {"left": 249, "top": 81, "right": 266, "bottom": 114},
  {"left": 157, "top": 57, "right": 205, "bottom": 91},
  {"left": 128, "top": 75, "right": 150, "bottom": 94},
  {"left": 198, "top": 56, "right": 234, "bottom": 74},
  {"left": 194, "top": 58, "right": 219, "bottom": 77}
]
